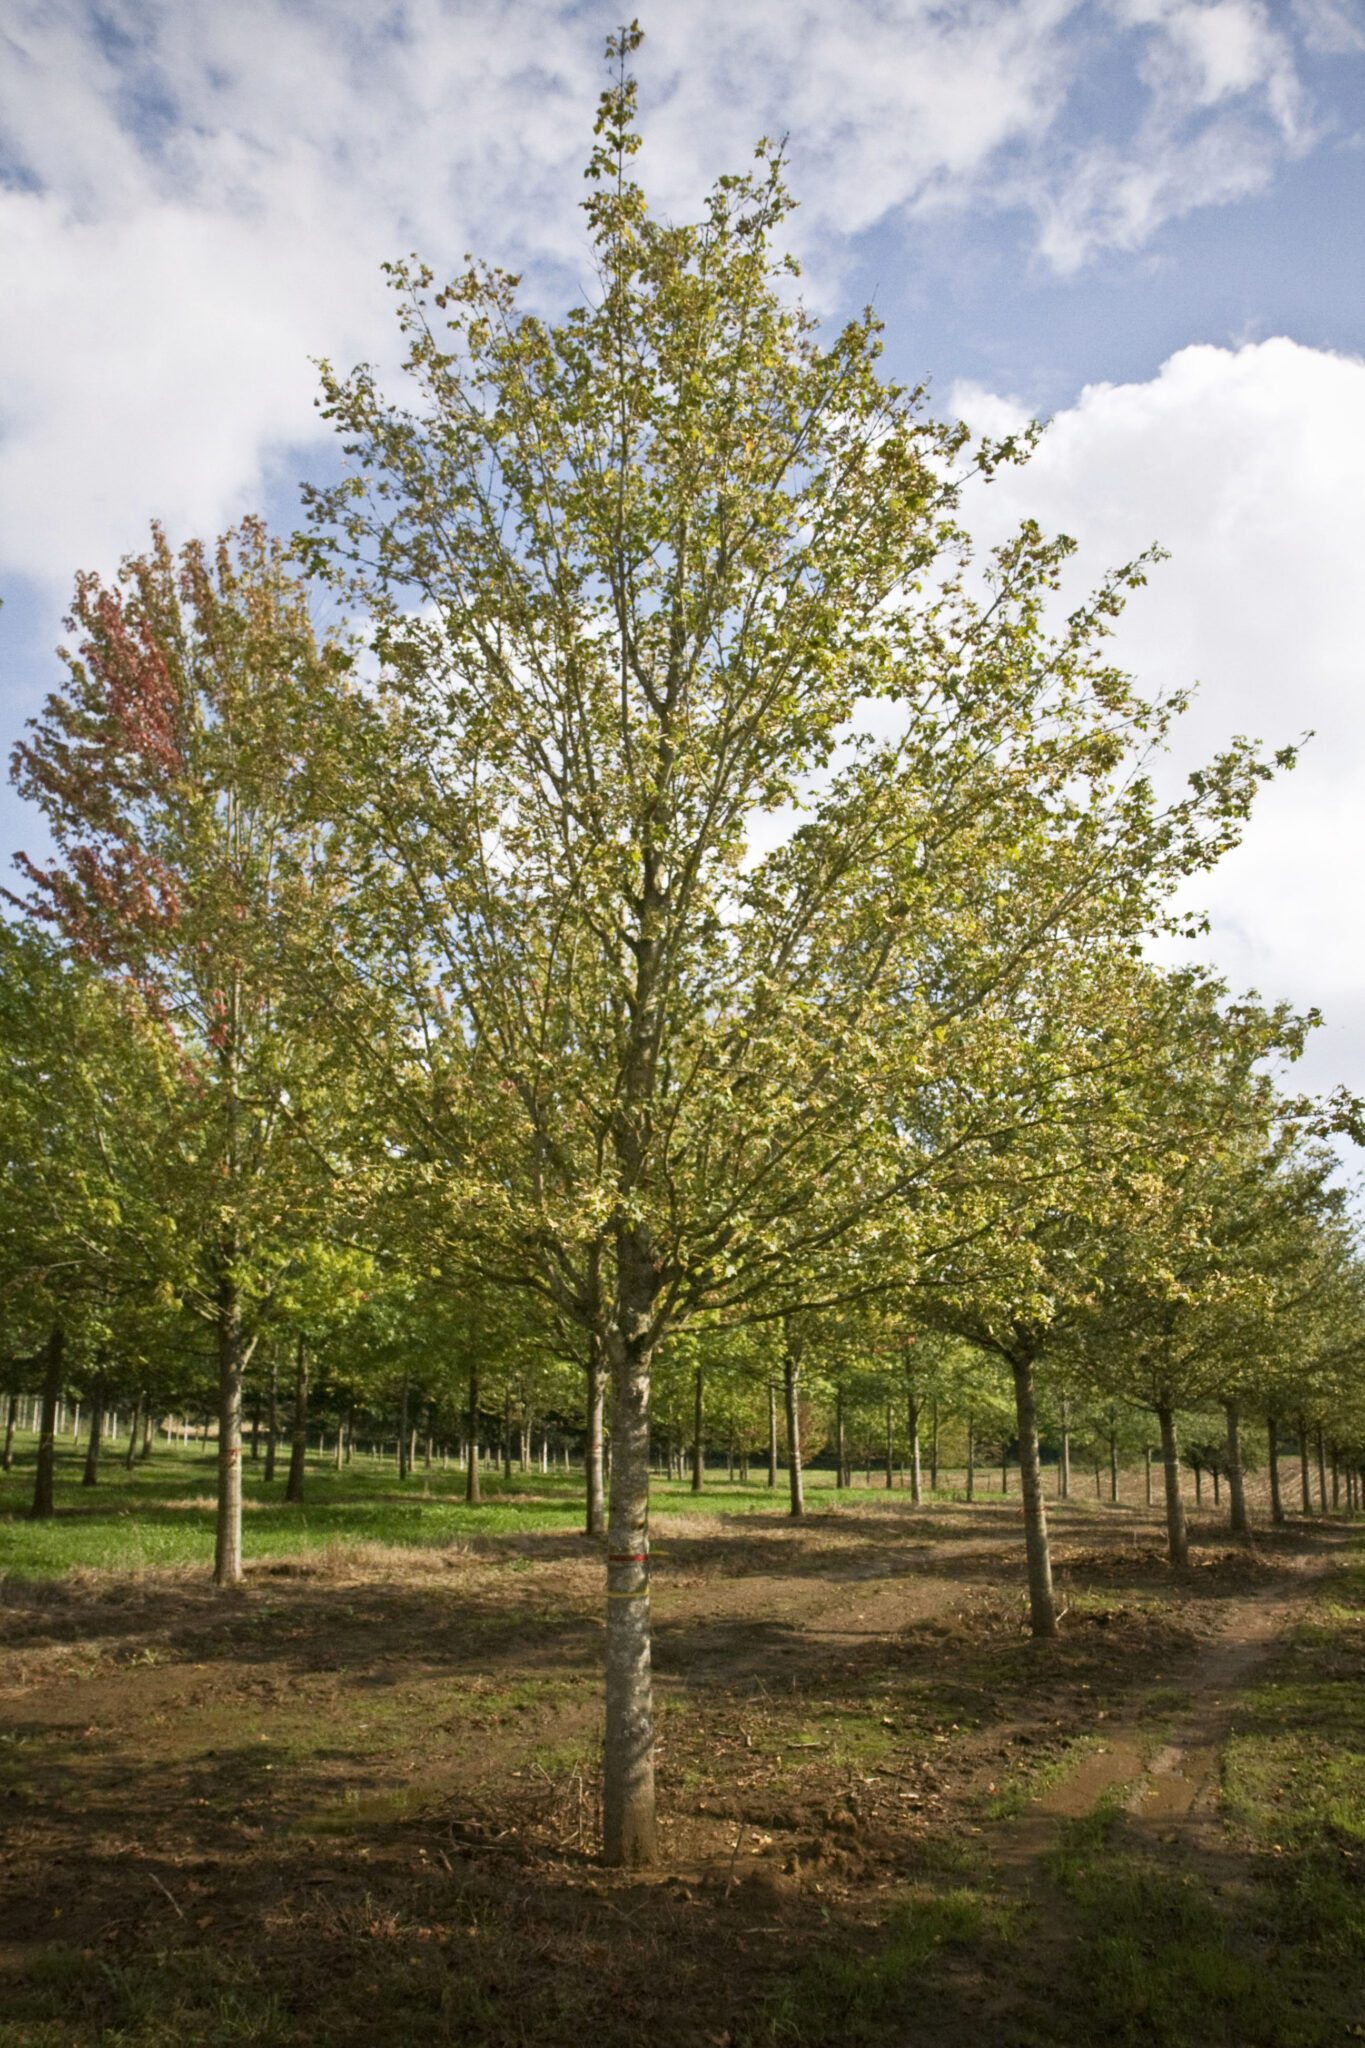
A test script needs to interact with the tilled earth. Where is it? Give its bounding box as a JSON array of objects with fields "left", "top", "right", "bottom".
[{"left": 0, "top": 1491, "right": 1344, "bottom": 2046}]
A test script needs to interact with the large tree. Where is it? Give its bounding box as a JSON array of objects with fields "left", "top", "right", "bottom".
[
  {"left": 10, "top": 520, "right": 350, "bottom": 1583},
  {"left": 303, "top": 33, "right": 1280, "bottom": 1864}
]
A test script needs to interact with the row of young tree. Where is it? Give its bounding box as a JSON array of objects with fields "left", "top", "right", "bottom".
[{"left": 3, "top": 32, "right": 1361, "bottom": 1865}]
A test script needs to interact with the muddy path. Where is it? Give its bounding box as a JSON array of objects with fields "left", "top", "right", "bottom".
[{"left": 0, "top": 1497, "right": 1353, "bottom": 2047}]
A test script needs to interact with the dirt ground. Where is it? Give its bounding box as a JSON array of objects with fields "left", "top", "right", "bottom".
[{"left": 0, "top": 1489, "right": 1355, "bottom": 2046}]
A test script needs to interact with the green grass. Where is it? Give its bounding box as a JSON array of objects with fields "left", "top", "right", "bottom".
[
  {"left": 0, "top": 1433, "right": 852, "bottom": 1578},
  {"left": 750, "top": 1886, "right": 1014, "bottom": 2046}
]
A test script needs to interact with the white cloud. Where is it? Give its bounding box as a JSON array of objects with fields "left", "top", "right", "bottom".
[
  {"left": 951, "top": 338, "right": 1365, "bottom": 1095},
  {"left": 0, "top": 0, "right": 1340, "bottom": 590}
]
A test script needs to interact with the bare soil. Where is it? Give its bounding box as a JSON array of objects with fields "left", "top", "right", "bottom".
[{"left": 0, "top": 1492, "right": 1350, "bottom": 2046}]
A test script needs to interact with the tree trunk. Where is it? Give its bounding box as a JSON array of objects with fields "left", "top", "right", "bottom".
[
  {"left": 1145, "top": 1448, "right": 1153, "bottom": 1507},
  {"left": 264, "top": 1359, "right": 278, "bottom": 1483},
  {"left": 2, "top": 1392, "right": 17, "bottom": 1471},
  {"left": 1315, "top": 1427, "right": 1329, "bottom": 1514},
  {"left": 767, "top": 1382, "right": 778, "bottom": 1488},
  {"left": 1058, "top": 1396, "right": 1071, "bottom": 1501},
  {"left": 82, "top": 1399, "right": 104, "bottom": 1486},
  {"left": 1194, "top": 1458, "right": 1203, "bottom": 1505},
  {"left": 1267, "top": 1414, "right": 1284, "bottom": 1525},
  {"left": 582, "top": 1339, "right": 604, "bottom": 1532},
  {"left": 601, "top": 1266, "right": 657, "bottom": 1870},
  {"left": 835, "top": 1389, "right": 846, "bottom": 1492},
  {"left": 1108, "top": 1424, "right": 1118, "bottom": 1504},
  {"left": 691, "top": 1365, "right": 704, "bottom": 1493},
  {"left": 966, "top": 1414, "right": 975, "bottom": 1502},
  {"left": 31, "top": 1328, "right": 64, "bottom": 1520},
  {"left": 250, "top": 1397, "right": 261, "bottom": 1461},
  {"left": 929, "top": 1397, "right": 939, "bottom": 1492},
  {"left": 502, "top": 1390, "right": 513, "bottom": 1482},
  {"left": 1010, "top": 1351, "right": 1056, "bottom": 1639},
  {"left": 783, "top": 1331, "right": 804, "bottom": 1520},
  {"left": 884, "top": 1398, "right": 895, "bottom": 1490},
  {"left": 466, "top": 1361, "right": 482, "bottom": 1505},
  {"left": 906, "top": 1365, "right": 922, "bottom": 1506},
  {"left": 1225, "top": 1400, "right": 1249, "bottom": 1538},
  {"left": 140, "top": 1405, "right": 153, "bottom": 1460},
  {"left": 398, "top": 1375, "right": 411, "bottom": 1483},
  {"left": 1298, "top": 1414, "right": 1312, "bottom": 1513},
  {"left": 1155, "top": 1403, "right": 1189, "bottom": 1567},
  {"left": 1213, "top": 1465, "right": 1220, "bottom": 1506},
  {"left": 213, "top": 1261, "right": 246, "bottom": 1587},
  {"left": 1000, "top": 1444, "right": 1008, "bottom": 1495},
  {"left": 285, "top": 1336, "right": 308, "bottom": 1506},
  {"left": 123, "top": 1394, "right": 141, "bottom": 1472}
]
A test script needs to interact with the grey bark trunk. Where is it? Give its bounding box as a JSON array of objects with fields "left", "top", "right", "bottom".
[
  {"left": 835, "top": 1389, "right": 847, "bottom": 1491},
  {"left": 398, "top": 1375, "right": 411, "bottom": 1483},
  {"left": 1315, "top": 1428, "right": 1329, "bottom": 1513},
  {"left": 906, "top": 1367, "right": 922, "bottom": 1506},
  {"left": 1267, "top": 1415, "right": 1284, "bottom": 1524},
  {"left": 783, "top": 1334, "right": 804, "bottom": 1520},
  {"left": 1156, "top": 1403, "right": 1189, "bottom": 1567},
  {"left": 285, "top": 1335, "right": 308, "bottom": 1505},
  {"left": 264, "top": 1359, "right": 278, "bottom": 1483},
  {"left": 767, "top": 1382, "right": 778, "bottom": 1488},
  {"left": 1225, "top": 1400, "right": 1249, "bottom": 1538},
  {"left": 31, "top": 1327, "right": 64, "bottom": 1520},
  {"left": 466, "top": 1360, "right": 481, "bottom": 1505},
  {"left": 1059, "top": 1396, "right": 1071, "bottom": 1501},
  {"left": 213, "top": 1261, "right": 245, "bottom": 1587},
  {"left": 602, "top": 1291, "right": 657, "bottom": 1868},
  {"left": 1010, "top": 1351, "right": 1056, "bottom": 1639},
  {"left": 1298, "top": 1414, "right": 1312, "bottom": 1513},
  {"left": 691, "top": 1366, "right": 704, "bottom": 1493},
  {"left": 2, "top": 1391, "right": 17, "bottom": 1471},
  {"left": 82, "top": 1400, "right": 104, "bottom": 1486}
]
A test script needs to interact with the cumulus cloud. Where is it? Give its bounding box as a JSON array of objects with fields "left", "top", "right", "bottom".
[
  {"left": 952, "top": 338, "right": 1365, "bottom": 1095},
  {"left": 0, "top": 0, "right": 1342, "bottom": 587}
]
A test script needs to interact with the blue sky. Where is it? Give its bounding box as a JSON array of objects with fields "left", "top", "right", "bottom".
[{"left": 3, "top": 0, "right": 1365, "bottom": 1101}]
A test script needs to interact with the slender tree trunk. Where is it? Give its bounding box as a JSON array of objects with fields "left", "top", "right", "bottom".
[
  {"left": 966, "top": 1414, "right": 975, "bottom": 1502},
  {"left": 398, "top": 1375, "right": 411, "bottom": 1483},
  {"left": 31, "top": 1328, "right": 64, "bottom": 1520},
  {"left": 250, "top": 1397, "right": 261, "bottom": 1461},
  {"left": 783, "top": 1332, "right": 805, "bottom": 1520},
  {"left": 1225, "top": 1400, "right": 1249, "bottom": 1538},
  {"left": 214, "top": 1261, "right": 245, "bottom": 1587},
  {"left": 906, "top": 1364, "right": 922, "bottom": 1506},
  {"left": 1108, "top": 1424, "right": 1118, "bottom": 1504},
  {"left": 119, "top": 1393, "right": 138, "bottom": 1473},
  {"left": 285, "top": 1335, "right": 308, "bottom": 1506},
  {"left": 930, "top": 1397, "right": 939, "bottom": 1492},
  {"left": 835, "top": 1389, "right": 846, "bottom": 1492},
  {"left": 466, "top": 1361, "right": 482, "bottom": 1505},
  {"left": 583, "top": 1338, "right": 604, "bottom": 1533},
  {"left": 1010, "top": 1351, "right": 1056, "bottom": 1639},
  {"left": 1298, "top": 1414, "right": 1312, "bottom": 1513},
  {"left": 1145, "top": 1448, "right": 1153, "bottom": 1507},
  {"left": 691, "top": 1365, "right": 704, "bottom": 1493},
  {"left": 1059, "top": 1396, "right": 1071, "bottom": 1501},
  {"left": 264, "top": 1359, "right": 278, "bottom": 1483},
  {"left": 1213, "top": 1465, "right": 1221, "bottom": 1506},
  {"left": 2, "top": 1392, "right": 17, "bottom": 1472},
  {"left": 1315, "top": 1428, "right": 1329, "bottom": 1514},
  {"left": 140, "top": 1405, "right": 153, "bottom": 1460},
  {"left": 82, "top": 1399, "right": 104, "bottom": 1486},
  {"left": 1194, "top": 1459, "right": 1203, "bottom": 1505},
  {"left": 334, "top": 1418, "right": 345, "bottom": 1470},
  {"left": 601, "top": 1244, "right": 657, "bottom": 1870},
  {"left": 502, "top": 1390, "right": 513, "bottom": 1482},
  {"left": 1331, "top": 1446, "right": 1340, "bottom": 1511},
  {"left": 1155, "top": 1403, "right": 1189, "bottom": 1567},
  {"left": 767, "top": 1382, "right": 778, "bottom": 1488},
  {"left": 1000, "top": 1443, "right": 1008, "bottom": 1495},
  {"left": 885, "top": 1398, "right": 895, "bottom": 1490},
  {"left": 1266, "top": 1414, "right": 1284, "bottom": 1525}
]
